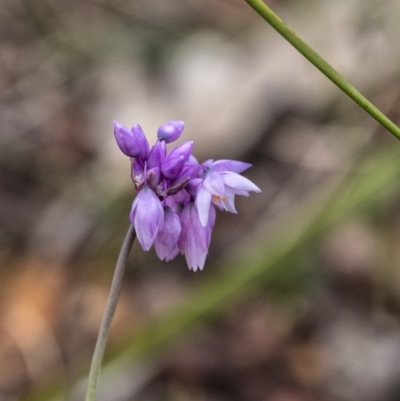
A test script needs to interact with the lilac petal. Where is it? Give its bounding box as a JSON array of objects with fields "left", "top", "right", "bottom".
[
  {"left": 221, "top": 172, "right": 261, "bottom": 193},
  {"left": 179, "top": 204, "right": 208, "bottom": 271},
  {"left": 210, "top": 185, "right": 237, "bottom": 213},
  {"left": 165, "top": 189, "right": 190, "bottom": 212},
  {"left": 219, "top": 192, "right": 237, "bottom": 213},
  {"left": 212, "top": 201, "right": 224, "bottom": 211},
  {"left": 155, "top": 245, "right": 180, "bottom": 262},
  {"left": 161, "top": 156, "right": 185, "bottom": 180},
  {"left": 212, "top": 159, "right": 252, "bottom": 173},
  {"left": 195, "top": 184, "right": 212, "bottom": 227},
  {"left": 157, "top": 121, "right": 185, "bottom": 143},
  {"left": 168, "top": 141, "right": 194, "bottom": 163},
  {"left": 188, "top": 154, "right": 199, "bottom": 164},
  {"left": 129, "top": 194, "right": 140, "bottom": 223},
  {"left": 132, "top": 158, "right": 144, "bottom": 175},
  {"left": 228, "top": 187, "right": 250, "bottom": 196},
  {"left": 131, "top": 123, "right": 150, "bottom": 159},
  {"left": 113, "top": 121, "right": 150, "bottom": 159},
  {"left": 154, "top": 207, "right": 182, "bottom": 261},
  {"left": 203, "top": 171, "right": 225, "bottom": 197},
  {"left": 185, "top": 177, "right": 203, "bottom": 198},
  {"left": 185, "top": 234, "right": 207, "bottom": 272},
  {"left": 147, "top": 140, "right": 166, "bottom": 169},
  {"left": 130, "top": 186, "right": 163, "bottom": 251},
  {"left": 202, "top": 159, "right": 214, "bottom": 169},
  {"left": 171, "top": 164, "right": 197, "bottom": 185}
]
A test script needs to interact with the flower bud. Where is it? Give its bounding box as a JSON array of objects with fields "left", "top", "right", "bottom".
[
  {"left": 148, "top": 140, "right": 166, "bottom": 169},
  {"left": 161, "top": 156, "right": 185, "bottom": 180},
  {"left": 157, "top": 121, "right": 185, "bottom": 143},
  {"left": 168, "top": 141, "right": 194, "bottom": 163},
  {"left": 114, "top": 121, "right": 150, "bottom": 159}
]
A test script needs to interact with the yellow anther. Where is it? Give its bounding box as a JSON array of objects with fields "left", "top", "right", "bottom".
[{"left": 213, "top": 195, "right": 227, "bottom": 204}]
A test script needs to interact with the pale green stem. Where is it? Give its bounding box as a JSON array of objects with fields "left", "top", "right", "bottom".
[
  {"left": 85, "top": 224, "right": 136, "bottom": 401},
  {"left": 243, "top": 0, "right": 400, "bottom": 140}
]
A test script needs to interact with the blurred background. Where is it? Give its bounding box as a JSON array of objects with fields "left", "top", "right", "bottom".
[{"left": 2, "top": 0, "right": 400, "bottom": 400}]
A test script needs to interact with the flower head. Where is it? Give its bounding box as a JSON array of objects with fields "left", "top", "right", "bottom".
[
  {"left": 114, "top": 120, "right": 261, "bottom": 271},
  {"left": 195, "top": 161, "right": 261, "bottom": 227}
]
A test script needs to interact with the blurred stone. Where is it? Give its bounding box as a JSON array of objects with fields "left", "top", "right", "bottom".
[
  {"left": 29, "top": 198, "right": 96, "bottom": 264},
  {"left": 287, "top": 343, "right": 330, "bottom": 387},
  {"left": 267, "top": 389, "right": 317, "bottom": 401},
  {"left": 321, "top": 312, "right": 400, "bottom": 401},
  {"left": 0, "top": 259, "right": 65, "bottom": 387},
  {"left": 322, "top": 221, "right": 376, "bottom": 279}
]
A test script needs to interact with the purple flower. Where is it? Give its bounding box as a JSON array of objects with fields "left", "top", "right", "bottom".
[
  {"left": 157, "top": 121, "right": 185, "bottom": 143},
  {"left": 195, "top": 161, "right": 261, "bottom": 227},
  {"left": 130, "top": 186, "right": 164, "bottom": 251},
  {"left": 114, "top": 120, "right": 261, "bottom": 271}
]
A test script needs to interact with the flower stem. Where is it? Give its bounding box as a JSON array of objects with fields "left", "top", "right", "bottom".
[
  {"left": 243, "top": 0, "right": 400, "bottom": 140},
  {"left": 85, "top": 224, "right": 136, "bottom": 401}
]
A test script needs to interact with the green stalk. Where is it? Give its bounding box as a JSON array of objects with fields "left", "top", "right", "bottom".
[
  {"left": 85, "top": 224, "right": 135, "bottom": 401},
  {"left": 243, "top": 0, "right": 400, "bottom": 140}
]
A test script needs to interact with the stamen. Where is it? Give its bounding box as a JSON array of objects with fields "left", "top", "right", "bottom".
[
  {"left": 157, "top": 183, "right": 166, "bottom": 198},
  {"left": 133, "top": 173, "right": 143, "bottom": 186}
]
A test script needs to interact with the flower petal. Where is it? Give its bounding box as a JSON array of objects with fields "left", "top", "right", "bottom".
[
  {"left": 179, "top": 204, "right": 209, "bottom": 271},
  {"left": 168, "top": 141, "right": 194, "bottom": 163},
  {"left": 220, "top": 192, "right": 237, "bottom": 213},
  {"left": 186, "top": 177, "right": 203, "bottom": 198},
  {"left": 131, "top": 123, "right": 150, "bottom": 159},
  {"left": 212, "top": 160, "right": 252, "bottom": 173},
  {"left": 131, "top": 186, "right": 163, "bottom": 251},
  {"left": 203, "top": 171, "right": 225, "bottom": 197},
  {"left": 129, "top": 194, "right": 140, "bottom": 223},
  {"left": 165, "top": 189, "right": 190, "bottom": 213},
  {"left": 147, "top": 141, "right": 166, "bottom": 169},
  {"left": 221, "top": 172, "right": 261, "bottom": 193},
  {"left": 195, "top": 184, "right": 212, "bottom": 227},
  {"left": 155, "top": 207, "right": 182, "bottom": 261},
  {"left": 161, "top": 156, "right": 185, "bottom": 180}
]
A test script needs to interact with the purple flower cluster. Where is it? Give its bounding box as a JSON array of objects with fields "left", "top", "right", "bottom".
[{"left": 114, "top": 120, "right": 261, "bottom": 271}]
